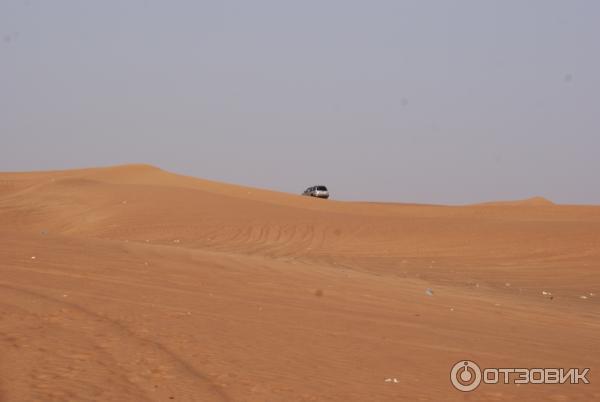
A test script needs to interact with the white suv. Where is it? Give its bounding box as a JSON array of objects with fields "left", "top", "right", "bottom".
[{"left": 302, "top": 185, "right": 329, "bottom": 199}]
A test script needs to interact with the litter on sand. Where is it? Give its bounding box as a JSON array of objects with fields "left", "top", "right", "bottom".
[
  {"left": 384, "top": 378, "right": 399, "bottom": 383},
  {"left": 425, "top": 288, "right": 434, "bottom": 296}
]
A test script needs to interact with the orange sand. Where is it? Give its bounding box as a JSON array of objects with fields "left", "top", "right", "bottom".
[{"left": 1, "top": 165, "right": 598, "bottom": 401}]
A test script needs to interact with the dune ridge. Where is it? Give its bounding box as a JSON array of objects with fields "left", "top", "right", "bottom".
[{"left": 477, "top": 196, "right": 555, "bottom": 206}]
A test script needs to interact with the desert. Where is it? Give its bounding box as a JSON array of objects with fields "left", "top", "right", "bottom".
[{"left": 0, "top": 164, "right": 598, "bottom": 401}]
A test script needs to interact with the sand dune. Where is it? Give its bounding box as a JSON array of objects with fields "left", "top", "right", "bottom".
[
  {"left": 477, "top": 196, "right": 556, "bottom": 207},
  {"left": 1, "top": 165, "right": 599, "bottom": 401}
]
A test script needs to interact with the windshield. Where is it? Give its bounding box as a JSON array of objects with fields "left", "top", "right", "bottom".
[{"left": 316, "top": 186, "right": 328, "bottom": 191}]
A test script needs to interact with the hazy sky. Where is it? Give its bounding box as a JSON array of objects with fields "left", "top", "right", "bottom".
[{"left": 2, "top": 1, "right": 599, "bottom": 204}]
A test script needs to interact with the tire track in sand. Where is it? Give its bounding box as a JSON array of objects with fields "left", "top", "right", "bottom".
[{"left": 0, "top": 283, "right": 231, "bottom": 402}]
